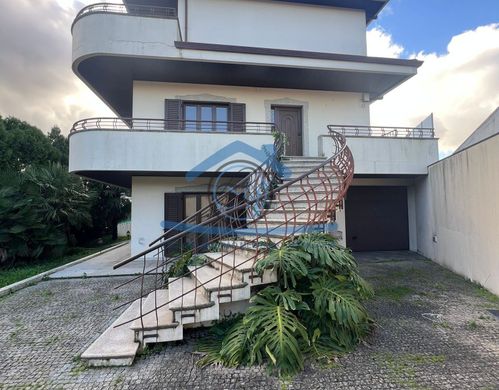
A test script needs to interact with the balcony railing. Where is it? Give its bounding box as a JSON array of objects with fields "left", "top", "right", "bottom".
[
  {"left": 70, "top": 117, "right": 275, "bottom": 134},
  {"left": 327, "top": 124, "right": 435, "bottom": 139},
  {"left": 72, "top": 3, "right": 179, "bottom": 34}
]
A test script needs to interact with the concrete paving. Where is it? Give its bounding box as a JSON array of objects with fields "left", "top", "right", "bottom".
[
  {"left": 0, "top": 251, "right": 497, "bottom": 389},
  {"left": 49, "top": 243, "right": 159, "bottom": 278}
]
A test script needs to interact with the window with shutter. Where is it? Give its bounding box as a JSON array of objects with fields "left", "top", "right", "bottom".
[
  {"left": 229, "top": 103, "right": 246, "bottom": 132},
  {"left": 163, "top": 193, "right": 184, "bottom": 255},
  {"left": 164, "top": 99, "right": 182, "bottom": 130}
]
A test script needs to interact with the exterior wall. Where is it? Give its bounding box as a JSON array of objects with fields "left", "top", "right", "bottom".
[
  {"left": 455, "top": 107, "right": 499, "bottom": 153},
  {"left": 343, "top": 137, "right": 438, "bottom": 175},
  {"left": 69, "top": 129, "right": 273, "bottom": 174},
  {"left": 133, "top": 81, "right": 370, "bottom": 157},
  {"left": 183, "top": 0, "right": 367, "bottom": 55},
  {"left": 131, "top": 176, "right": 213, "bottom": 255},
  {"left": 416, "top": 134, "right": 499, "bottom": 295}
]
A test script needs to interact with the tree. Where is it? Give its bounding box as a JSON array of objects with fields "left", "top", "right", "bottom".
[
  {"left": 88, "top": 182, "right": 130, "bottom": 240},
  {"left": 47, "top": 126, "right": 69, "bottom": 165},
  {"left": 0, "top": 116, "right": 57, "bottom": 171}
]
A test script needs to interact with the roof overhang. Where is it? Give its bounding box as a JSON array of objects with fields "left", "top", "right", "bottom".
[
  {"left": 74, "top": 42, "right": 421, "bottom": 118},
  {"left": 123, "top": 0, "right": 388, "bottom": 24}
]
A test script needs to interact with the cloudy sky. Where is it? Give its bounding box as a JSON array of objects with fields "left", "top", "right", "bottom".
[{"left": 0, "top": 0, "right": 498, "bottom": 156}]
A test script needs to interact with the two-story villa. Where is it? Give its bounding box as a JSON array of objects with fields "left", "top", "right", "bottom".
[{"left": 69, "top": 0, "right": 438, "bottom": 257}]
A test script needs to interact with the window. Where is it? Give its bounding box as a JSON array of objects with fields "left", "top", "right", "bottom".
[{"left": 183, "top": 103, "right": 229, "bottom": 132}]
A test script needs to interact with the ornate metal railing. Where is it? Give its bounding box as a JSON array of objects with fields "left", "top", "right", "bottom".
[
  {"left": 328, "top": 124, "right": 435, "bottom": 138},
  {"left": 111, "top": 129, "right": 354, "bottom": 331},
  {"left": 72, "top": 3, "right": 179, "bottom": 34},
  {"left": 69, "top": 117, "right": 275, "bottom": 134}
]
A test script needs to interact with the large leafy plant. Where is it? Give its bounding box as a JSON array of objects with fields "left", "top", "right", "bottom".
[{"left": 197, "top": 233, "right": 373, "bottom": 377}]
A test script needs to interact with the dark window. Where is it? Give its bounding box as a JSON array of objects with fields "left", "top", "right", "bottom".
[{"left": 182, "top": 103, "right": 230, "bottom": 132}]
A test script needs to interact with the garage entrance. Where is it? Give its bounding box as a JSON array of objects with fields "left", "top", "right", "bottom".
[{"left": 345, "top": 186, "right": 409, "bottom": 252}]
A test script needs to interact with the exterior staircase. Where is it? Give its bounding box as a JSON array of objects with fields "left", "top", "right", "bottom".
[{"left": 81, "top": 130, "right": 354, "bottom": 366}]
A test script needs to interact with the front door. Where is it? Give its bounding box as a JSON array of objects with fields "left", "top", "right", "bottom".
[{"left": 272, "top": 106, "right": 303, "bottom": 156}]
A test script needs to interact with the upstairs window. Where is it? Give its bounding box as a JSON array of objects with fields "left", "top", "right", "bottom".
[
  {"left": 183, "top": 103, "right": 229, "bottom": 132},
  {"left": 164, "top": 99, "right": 246, "bottom": 132}
]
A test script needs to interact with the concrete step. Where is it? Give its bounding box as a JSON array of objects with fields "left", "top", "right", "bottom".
[
  {"left": 81, "top": 299, "right": 142, "bottom": 367},
  {"left": 281, "top": 156, "right": 326, "bottom": 163},
  {"left": 130, "top": 290, "right": 182, "bottom": 345},
  {"left": 188, "top": 264, "right": 251, "bottom": 303},
  {"left": 238, "top": 225, "right": 318, "bottom": 238},
  {"left": 168, "top": 276, "right": 219, "bottom": 325}
]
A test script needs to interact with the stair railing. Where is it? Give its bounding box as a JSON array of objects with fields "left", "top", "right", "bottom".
[{"left": 113, "top": 130, "right": 353, "bottom": 331}]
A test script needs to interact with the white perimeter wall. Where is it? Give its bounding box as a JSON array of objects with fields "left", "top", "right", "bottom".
[
  {"left": 181, "top": 0, "right": 367, "bottom": 55},
  {"left": 133, "top": 81, "right": 370, "bottom": 157},
  {"left": 416, "top": 134, "right": 499, "bottom": 295}
]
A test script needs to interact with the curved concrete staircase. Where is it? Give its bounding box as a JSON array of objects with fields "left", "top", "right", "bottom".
[{"left": 81, "top": 131, "right": 353, "bottom": 367}]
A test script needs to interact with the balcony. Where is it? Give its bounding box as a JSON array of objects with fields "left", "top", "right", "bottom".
[
  {"left": 72, "top": 2, "right": 422, "bottom": 118},
  {"left": 319, "top": 125, "right": 439, "bottom": 175},
  {"left": 68, "top": 118, "right": 275, "bottom": 188}
]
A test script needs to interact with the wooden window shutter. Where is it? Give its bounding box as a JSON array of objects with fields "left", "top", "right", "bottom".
[
  {"left": 163, "top": 193, "right": 184, "bottom": 254},
  {"left": 164, "top": 193, "right": 184, "bottom": 229},
  {"left": 164, "top": 99, "right": 182, "bottom": 130},
  {"left": 229, "top": 103, "right": 246, "bottom": 132}
]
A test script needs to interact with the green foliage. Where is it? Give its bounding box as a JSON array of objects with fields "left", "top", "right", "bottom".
[
  {"left": 0, "top": 117, "right": 57, "bottom": 171},
  {"left": 0, "top": 116, "right": 130, "bottom": 267},
  {"left": 254, "top": 244, "right": 310, "bottom": 288},
  {"left": 196, "top": 233, "right": 373, "bottom": 377},
  {"left": 166, "top": 252, "right": 207, "bottom": 279}
]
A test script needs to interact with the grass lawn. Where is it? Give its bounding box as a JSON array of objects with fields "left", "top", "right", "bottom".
[{"left": 0, "top": 238, "right": 127, "bottom": 288}]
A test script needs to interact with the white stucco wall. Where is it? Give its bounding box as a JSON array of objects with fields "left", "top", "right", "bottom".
[
  {"left": 184, "top": 0, "right": 367, "bottom": 55},
  {"left": 72, "top": 12, "right": 418, "bottom": 83},
  {"left": 132, "top": 81, "right": 370, "bottom": 157},
  {"left": 131, "top": 176, "right": 213, "bottom": 255},
  {"left": 319, "top": 136, "right": 439, "bottom": 175},
  {"left": 455, "top": 107, "right": 499, "bottom": 153},
  {"left": 69, "top": 129, "right": 273, "bottom": 174},
  {"left": 416, "top": 134, "right": 499, "bottom": 295}
]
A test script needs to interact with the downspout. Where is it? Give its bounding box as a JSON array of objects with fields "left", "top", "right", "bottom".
[{"left": 184, "top": 0, "right": 188, "bottom": 42}]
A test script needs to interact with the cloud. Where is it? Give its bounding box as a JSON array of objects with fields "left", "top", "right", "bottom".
[
  {"left": 368, "top": 24, "right": 499, "bottom": 153},
  {"left": 366, "top": 27, "right": 403, "bottom": 58},
  {"left": 0, "top": 0, "right": 112, "bottom": 135}
]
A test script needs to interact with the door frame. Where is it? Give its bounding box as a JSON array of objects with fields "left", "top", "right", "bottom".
[{"left": 271, "top": 105, "right": 303, "bottom": 156}]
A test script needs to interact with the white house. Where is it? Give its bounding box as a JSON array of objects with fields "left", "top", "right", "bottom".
[{"left": 69, "top": 0, "right": 439, "bottom": 258}]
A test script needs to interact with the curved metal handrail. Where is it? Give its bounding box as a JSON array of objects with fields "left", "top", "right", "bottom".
[
  {"left": 112, "top": 130, "right": 354, "bottom": 329},
  {"left": 70, "top": 117, "right": 275, "bottom": 134},
  {"left": 328, "top": 124, "right": 435, "bottom": 138},
  {"left": 72, "top": 3, "right": 178, "bottom": 32}
]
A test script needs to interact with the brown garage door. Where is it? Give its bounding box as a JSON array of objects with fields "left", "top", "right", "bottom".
[{"left": 345, "top": 186, "right": 409, "bottom": 252}]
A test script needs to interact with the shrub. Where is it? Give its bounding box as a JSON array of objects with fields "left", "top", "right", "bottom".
[{"left": 196, "top": 233, "right": 373, "bottom": 377}]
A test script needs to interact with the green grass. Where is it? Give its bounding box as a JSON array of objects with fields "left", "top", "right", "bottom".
[
  {"left": 375, "top": 353, "right": 446, "bottom": 389},
  {"left": 376, "top": 285, "right": 414, "bottom": 301},
  {"left": 0, "top": 238, "right": 127, "bottom": 289}
]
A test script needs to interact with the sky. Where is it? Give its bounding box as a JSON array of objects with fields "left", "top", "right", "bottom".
[{"left": 0, "top": 0, "right": 498, "bottom": 157}]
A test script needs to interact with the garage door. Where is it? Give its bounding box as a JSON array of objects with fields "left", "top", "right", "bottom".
[{"left": 345, "top": 186, "right": 409, "bottom": 252}]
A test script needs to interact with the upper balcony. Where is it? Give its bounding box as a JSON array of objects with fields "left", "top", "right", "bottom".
[
  {"left": 72, "top": 1, "right": 422, "bottom": 118},
  {"left": 319, "top": 125, "right": 439, "bottom": 175},
  {"left": 68, "top": 117, "right": 275, "bottom": 188}
]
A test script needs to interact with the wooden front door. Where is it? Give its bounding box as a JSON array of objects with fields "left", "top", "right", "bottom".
[{"left": 273, "top": 106, "right": 303, "bottom": 156}]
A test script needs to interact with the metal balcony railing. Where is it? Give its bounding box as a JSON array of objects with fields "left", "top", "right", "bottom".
[
  {"left": 327, "top": 124, "right": 435, "bottom": 139},
  {"left": 70, "top": 117, "right": 276, "bottom": 134},
  {"left": 72, "top": 3, "right": 180, "bottom": 36}
]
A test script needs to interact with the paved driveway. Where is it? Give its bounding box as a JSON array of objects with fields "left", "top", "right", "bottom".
[
  {"left": 49, "top": 243, "right": 159, "bottom": 278},
  {"left": 0, "top": 251, "right": 497, "bottom": 389}
]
